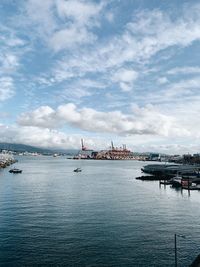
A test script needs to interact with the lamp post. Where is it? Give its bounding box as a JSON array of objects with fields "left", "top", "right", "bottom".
[{"left": 174, "top": 234, "right": 186, "bottom": 267}]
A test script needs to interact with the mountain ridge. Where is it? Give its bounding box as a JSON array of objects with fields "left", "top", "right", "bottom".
[{"left": 0, "top": 142, "right": 78, "bottom": 154}]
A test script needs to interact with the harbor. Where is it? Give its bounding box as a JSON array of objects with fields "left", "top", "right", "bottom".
[
  {"left": 0, "top": 157, "right": 200, "bottom": 266},
  {"left": 1, "top": 0, "right": 200, "bottom": 265},
  {"left": 74, "top": 139, "right": 151, "bottom": 160}
]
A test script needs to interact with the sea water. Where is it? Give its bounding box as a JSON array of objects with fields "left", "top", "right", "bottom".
[{"left": 0, "top": 156, "right": 200, "bottom": 266}]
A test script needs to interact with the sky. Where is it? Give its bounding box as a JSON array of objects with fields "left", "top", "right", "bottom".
[{"left": 1, "top": 0, "right": 200, "bottom": 154}]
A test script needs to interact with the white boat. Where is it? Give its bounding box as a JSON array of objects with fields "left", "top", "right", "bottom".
[{"left": 170, "top": 175, "right": 182, "bottom": 187}]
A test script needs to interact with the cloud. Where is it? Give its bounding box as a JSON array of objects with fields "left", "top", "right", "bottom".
[
  {"left": 0, "top": 122, "right": 197, "bottom": 153},
  {"left": 1, "top": 1, "right": 200, "bottom": 154},
  {"left": 22, "top": 0, "right": 105, "bottom": 51},
  {"left": 56, "top": 0, "right": 103, "bottom": 26},
  {"left": 164, "top": 77, "right": 200, "bottom": 98},
  {"left": 0, "top": 53, "right": 19, "bottom": 74},
  {"left": 124, "top": 6, "right": 200, "bottom": 60},
  {"left": 50, "top": 26, "right": 96, "bottom": 51},
  {"left": 157, "top": 77, "right": 168, "bottom": 85},
  {"left": 24, "top": 0, "right": 56, "bottom": 36},
  {"left": 17, "top": 106, "right": 58, "bottom": 128},
  {"left": 51, "top": 0, "right": 104, "bottom": 51},
  {"left": 133, "top": 143, "right": 200, "bottom": 155},
  {"left": 0, "top": 124, "right": 106, "bottom": 150},
  {"left": 0, "top": 24, "right": 28, "bottom": 104},
  {"left": 0, "top": 25, "right": 25, "bottom": 76},
  {"left": 22, "top": 1, "right": 200, "bottom": 60},
  {"left": 18, "top": 103, "right": 186, "bottom": 137},
  {"left": 0, "top": 77, "right": 15, "bottom": 101},
  {"left": 112, "top": 68, "right": 138, "bottom": 91},
  {"left": 46, "top": 3, "right": 200, "bottom": 92},
  {"left": 167, "top": 66, "right": 200, "bottom": 75}
]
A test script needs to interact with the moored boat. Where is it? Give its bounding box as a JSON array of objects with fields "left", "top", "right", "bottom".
[
  {"left": 170, "top": 175, "right": 182, "bottom": 187},
  {"left": 9, "top": 168, "right": 22, "bottom": 174},
  {"left": 74, "top": 168, "right": 82, "bottom": 172}
]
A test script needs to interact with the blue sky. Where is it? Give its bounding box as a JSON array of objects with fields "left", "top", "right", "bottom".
[{"left": 1, "top": 0, "right": 200, "bottom": 153}]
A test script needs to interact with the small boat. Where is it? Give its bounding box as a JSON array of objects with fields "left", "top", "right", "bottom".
[
  {"left": 74, "top": 168, "right": 82, "bottom": 172},
  {"left": 9, "top": 168, "right": 22, "bottom": 174},
  {"left": 170, "top": 176, "right": 182, "bottom": 187}
]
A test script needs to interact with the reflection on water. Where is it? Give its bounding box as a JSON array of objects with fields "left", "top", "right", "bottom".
[{"left": 0, "top": 156, "right": 200, "bottom": 266}]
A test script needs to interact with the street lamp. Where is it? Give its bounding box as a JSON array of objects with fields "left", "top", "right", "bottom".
[{"left": 174, "top": 234, "right": 186, "bottom": 267}]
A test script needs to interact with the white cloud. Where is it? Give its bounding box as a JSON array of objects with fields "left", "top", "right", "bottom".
[
  {"left": 112, "top": 68, "right": 138, "bottom": 83},
  {"left": 24, "top": 1, "right": 200, "bottom": 59},
  {"left": 136, "top": 76, "right": 200, "bottom": 106},
  {"left": 0, "top": 53, "right": 19, "bottom": 74},
  {"left": 0, "top": 122, "right": 197, "bottom": 153},
  {"left": 124, "top": 7, "right": 200, "bottom": 60},
  {"left": 50, "top": 26, "right": 96, "bottom": 51},
  {"left": 18, "top": 103, "right": 186, "bottom": 137},
  {"left": 24, "top": 0, "right": 56, "bottom": 36},
  {"left": 50, "top": 0, "right": 103, "bottom": 51},
  {"left": 56, "top": 0, "right": 103, "bottom": 26},
  {"left": 167, "top": 66, "right": 200, "bottom": 75},
  {"left": 157, "top": 77, "right": 168, "bottom": 84},
  {"left": 112, "top": 68, "right": 138, "bottom": 92},
  {"left": 22, "top": 0, "right": 104, "bottom": 51},
  {"left": 0, "top": 124, "right": 106, "bottom": 150},
  {"left": 164, "top": 77, "right": 200, "bottom": 98},
  {"left": 47, "top": 4, "right": 200, "bottom": 90},
  {"left": 17, "top": 106, "right": 58, "bottom": 128},
  {"left": 2, "top": 2, "right": 200, "bottom": 154},
  {"left": 0, "top": 77, "right": 15, "bottom": 101}
]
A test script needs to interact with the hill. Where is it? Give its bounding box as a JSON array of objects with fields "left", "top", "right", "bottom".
[
  {"left": 0, "top": 143, "right": 53, "bottom": 154},
  {"left": 0, "top": 143, "right": 79, "bottom": 155}
]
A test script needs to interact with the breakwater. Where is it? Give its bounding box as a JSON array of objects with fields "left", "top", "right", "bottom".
[{"left": 0, "top": 153, "right": 17, "bottom": 169}]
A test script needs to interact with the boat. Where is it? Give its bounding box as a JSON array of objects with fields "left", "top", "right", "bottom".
[
  {"left": 141, "top": 164, "right": 200, "bottom": 178},
  {"left": 73, "top": 168, "right": 82, "bottom": 172},
  {"left": 170, "top": 175, "right": 182, "bottom": 187},
  {"left": 9, "top": 168, "right": 22, "bottom": 173}
]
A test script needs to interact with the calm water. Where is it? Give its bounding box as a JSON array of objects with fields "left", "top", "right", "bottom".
[{"left": 0, "top": 157, "right": 200, "bottom": 267}]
